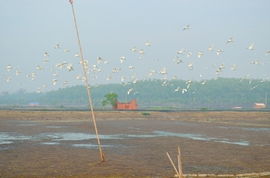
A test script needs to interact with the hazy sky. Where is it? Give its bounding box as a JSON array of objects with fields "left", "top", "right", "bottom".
[{"left": 1, "top": 0, "right": 270, "bottom": 93}]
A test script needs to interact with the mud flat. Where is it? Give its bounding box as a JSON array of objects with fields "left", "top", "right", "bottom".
[{"left": 0, "top": 110, "right": 269, "bottom": 177}]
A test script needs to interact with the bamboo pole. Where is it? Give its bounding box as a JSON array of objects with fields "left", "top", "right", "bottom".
[
  {"left": 68, "top": 0, "right": 105, "bottom": 162},
  {"left": 166, "top": 152, "right": 179, "bottom": 176},
  {"left": 177, "top": 146, "right": 183, "bottom": 178}
]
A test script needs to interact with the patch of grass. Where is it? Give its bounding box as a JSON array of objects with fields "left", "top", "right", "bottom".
[{"left": 141, "top": 112, "right": 151, "bottom": 116}]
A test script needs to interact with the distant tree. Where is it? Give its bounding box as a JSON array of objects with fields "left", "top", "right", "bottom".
[{"left": 102, "top": 93, "right": 118, "bottom": 109}]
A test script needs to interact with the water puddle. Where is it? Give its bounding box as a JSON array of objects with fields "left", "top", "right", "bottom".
[
  {"left": 18, "top": 123, "right": 38, "bottom": 127},
  {"left": 72, "top": 143, "right": 117, "bottom": 149},
  {"left": 38, "top": 132, "right": 122, "bottom": 141},
  {"left": 41, "top": 142, "right": 60, "bottom": 145},
  {"left": 218, "top": 126, "right": 270, "bottom": 132},
  {"left": 0, "top": 130, "right": 252, "bottom": 149},
  {"left": 153, "top": 131, "right": 250, "bottom": 146},
  {"left": 46, "top": 126, "right": 67, "bottom": 129}
]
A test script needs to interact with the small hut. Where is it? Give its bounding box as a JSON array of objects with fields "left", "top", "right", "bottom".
[{"left": 116, "top": 99, "right": 138, "bottom": 110}]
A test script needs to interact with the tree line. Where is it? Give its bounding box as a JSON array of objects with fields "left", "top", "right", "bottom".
[{"left": 0, "top": 78, "right": 269, "bottom": 110}]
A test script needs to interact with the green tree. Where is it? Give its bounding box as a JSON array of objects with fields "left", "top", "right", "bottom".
[{"left": 102, "top": 93, "right": 118, "bottom": 109}]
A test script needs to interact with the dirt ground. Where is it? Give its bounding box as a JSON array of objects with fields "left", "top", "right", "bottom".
[{"left": 0, "top": 110, "right": 269, "bottom": 177}]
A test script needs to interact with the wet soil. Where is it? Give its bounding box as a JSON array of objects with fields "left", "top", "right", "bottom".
[{"left": 0, "top": 111, "right": 269, "bottom": 177}]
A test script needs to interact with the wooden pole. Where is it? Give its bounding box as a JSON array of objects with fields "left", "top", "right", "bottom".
[
  {"left": 166, "top": 152, "right": 179, "bottom": 176},
  {"left": 177, "top": 146, "right": 183, "bottom": 178},
  {"left": 68, "top": 0, "right": 105, "bottom": 162}
]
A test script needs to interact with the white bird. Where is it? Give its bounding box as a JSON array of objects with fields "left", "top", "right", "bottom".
[
  {"left": 112, "top": 68, "right": 121, "bottom": 73},
  {"left": 144, "top": 41, "right": 151, "bottom": 47},
  {"left": 138, "top": 49, "right": 145, "bottom": 55},
  {"left": 106, "top": 76, "right": 112, "bottom": 81},
  {"left": 5, "top": 77, "right": 11, "bottom": 83},
  {"left": 247, "top": 43, "right": 255, "bottom": 50},
  {"left": 160, "top": 68, "right": 167, "bottom": 75},
  {"left": 197, "top": 51, "right": 204, "bottom": 58},
  {"left": 5, "top": 65, "right": 13, "bottom": 72},
  {"left": 186, "top": 51, "right": 192, "bottom": 58},
  {"left": 173, "top": 57, "right": 183, "bottom": 64},
  {"left": 15, "top": 70, "right": 21, "bottom": 76},
  {"left": 187, "top": 63, "right": 193, "bottom": 70},
  {"left": 97, "top": 57, "right": 103, "bottom": 64},
  {"left": 161, "top": 80, "right": 169, "bottom": 87},
  {"left": 52, "top": 79, "right": 58, "bottom": 86},
  {"left": 201, "top": 80, "right": 207, "bottom": 85},
  {"left": 56, "top": 62, "right": 68, "bottom": 69},
  {"left": 130, "top": 47, "right": 137, "bottom": 53},
  {"left": 226, "top": 37, "right": 234, "bottom": 44},
  {"left": 216, "top": 49, "right": 224, "bottom": 56},
  {"left": 127, "top": 88, "right": 134, "bottom": 95},
  {"left": 182, "top": 25, "right": 191, "bottom": 31},
  {"left": 66, "top": 64, "right": 74, "bottom": 71},
  {"left": 128, "top": 65, "right": 135, "bottom": 70},
  {"left": 36, "top": 65, "right": 43, "bottom": 70},
  {"left": 63, "top": 49, "right": 70, "bottom": 53},
  {"left": 132, "top": 78, "right": 138, "bottom": 84},
  {"left": 207, "top": 45, "right": 214, "bottom": 51},
  {"left": 44, "top": 52, "right": 49, "bottom": 57},
  {"left": 230, "top": 64, "right": 237, "bottom": 71},
  {"left": 177, "top": 49, "right": 186, "bottom": 55},
  {"left": 120, "top": 76, "right": 126, "bottom": 83},
  {"left": 148, "top": 69, "right": 156, "bottom": 77},
  {"left": 182, "top": 88, "right": 188, "bottom": 94},
  {"left": 250, "top": 60, "right": 260, "bottom": 65},
  {"left": 76, "top": 75, "right": 81, "bottom": 80},
  {"left": 54, "top": 43, "right": 60, "bottom": 49},
  {"left": 174, "top": 87, "right": 181, "bottom": 92},
  {"left": 120, "top": 56, "right": 126, "bottom": 63}
]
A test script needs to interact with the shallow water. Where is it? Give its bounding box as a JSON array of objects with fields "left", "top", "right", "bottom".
[
  {"left": 46, "top": 126, "right": 67, "bottom": 129},
  {"left": 0, "top": 130, "right": 252, "bottom": 148}
]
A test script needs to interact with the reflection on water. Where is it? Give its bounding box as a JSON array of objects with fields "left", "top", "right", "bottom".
[
  {"left": 218, "top": 126, "right": 270, "bottom": 132},
  {"left": 72, "top": 143, "right": 117, "bottom": 149},
  {"left": 46, "top": 126, "right": 67, "bottom": 129},
  {"left": 0, "top": 132, "right": 32, "bottom": 145},
  {"left": 154, "top": 131, "right": 250, "bottom": 146},
  {"left": 41, "top": 142, "right": 60, "bottom": 145},
  {"left": 0, "top": 130, "right": 252, "bottom": 148}
]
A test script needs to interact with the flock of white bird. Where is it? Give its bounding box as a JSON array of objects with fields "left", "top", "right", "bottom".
[{"left": 2, "top": 25, "right": 270, "bottom": 95}]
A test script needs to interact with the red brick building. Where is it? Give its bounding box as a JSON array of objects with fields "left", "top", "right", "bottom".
[{"left": 115, "top": 99, "right": 138, "bottom": 110}]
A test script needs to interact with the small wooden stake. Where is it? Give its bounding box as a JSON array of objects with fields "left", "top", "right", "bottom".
[{"left": 177, "top": 146, "right": 183, "bottom": 178}]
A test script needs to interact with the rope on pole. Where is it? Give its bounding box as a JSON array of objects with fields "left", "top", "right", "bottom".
[{"left": 68, "top": 0, "right": 105, "bottom": 162}]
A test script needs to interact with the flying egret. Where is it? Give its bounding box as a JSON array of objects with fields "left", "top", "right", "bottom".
[
  {"left": 182, "top": 25, "right": 191, "bottom": 31},
  {"left": 216, "top": 49, "right": 224, "bottom": 56},
  {"left": 66, "top": 64, "right": 74, "bottom": 71},
  {"left": 207, "top": 45, "right": 214, "bottom": 51},
  {"left": 197, "top": 51, "right": 204, "bottom": 58},
  {"left": 128, "top": 65, "right": 135, "bottom": 70},
  {"left": 5, "top": 65, "right": 13, "bottom": 72},
  {"left": 120, "top": 56, "right": 126, "bottom": 63},
  {"left": 160, "top": 68, "right": 167, "bottom": 75},
  {"left": 54, "top": 43, "right": 61, "bottom": 49},
  {"left": 247, "top": 43, "right": 255, "bottom": 50},
  {"left": 144, "top": 41, "right": 151, "bottom": 47},
  {"left": 187, "top": 63, "right": 193, "bottom": 70},
  {"left": 127, "top": 88, "right": 134, "bottom": 95},
  {"left": 226, "top": 37, "right": 234, "bottom": 44},
  {"left": 64, "top": 49, "right": 70, "bottom": 53}
]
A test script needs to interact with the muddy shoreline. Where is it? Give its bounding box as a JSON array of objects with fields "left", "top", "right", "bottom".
[{"left": 0, "top": 111, "right": 269, "bottom": 177}]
